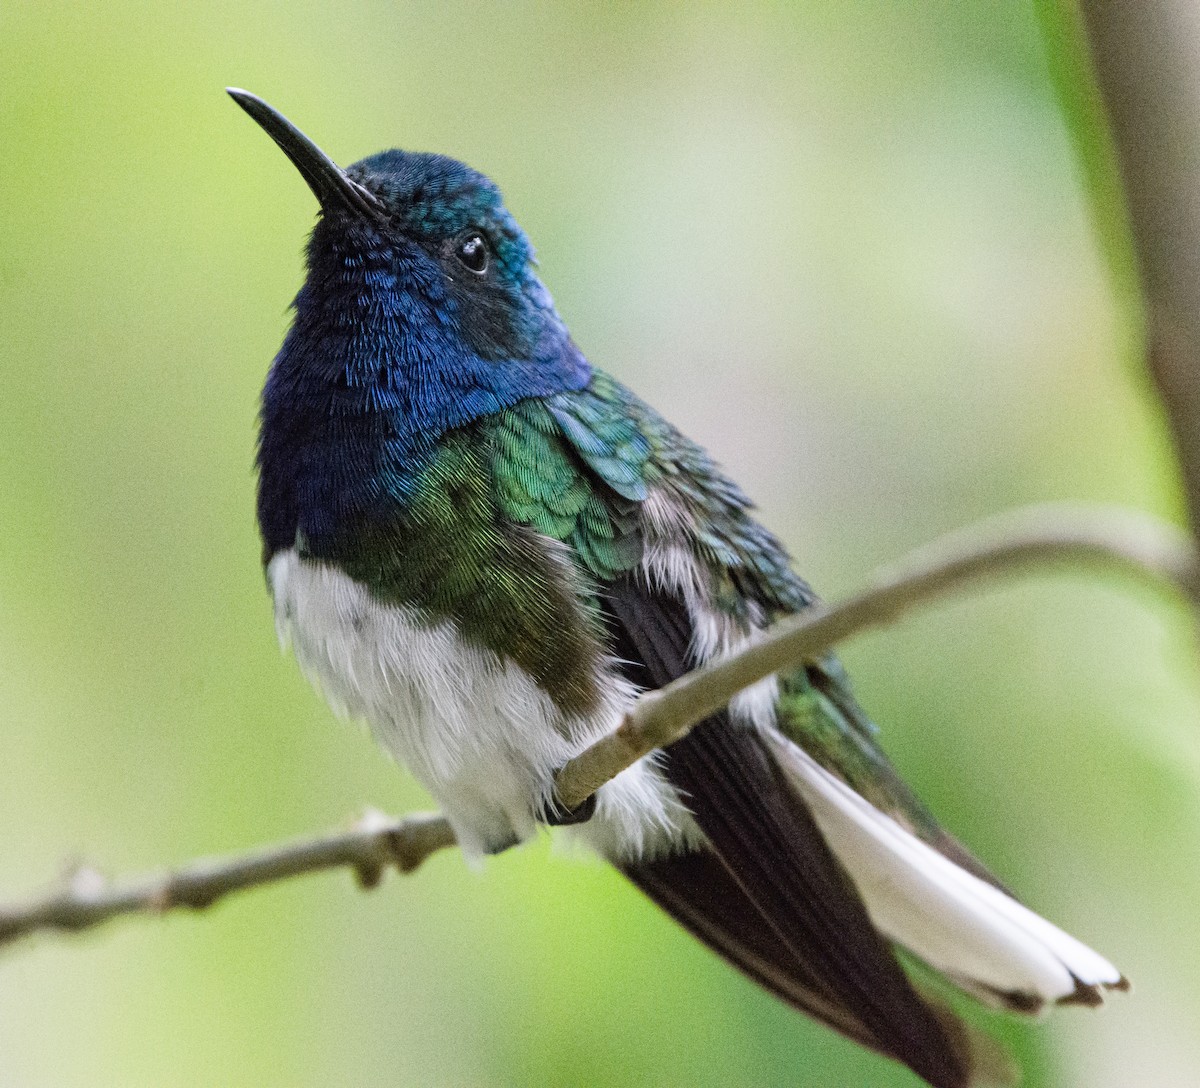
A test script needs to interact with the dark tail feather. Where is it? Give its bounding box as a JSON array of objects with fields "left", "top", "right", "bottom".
[
  {"left": 622, "top": 848, "right": 1017, "bottom": 1085},
  {"left": 623, "top": 843, "right": 1013, "bottom": 1088},
  {"left": 622, "top": 848, "right": 882, "bottom": 1052},
  {"left": 602, "top": 575, "right": 1006, "bottom": 1086},
  {"left": 651, "top": 720, "right": 973, "bottom": 1088}
]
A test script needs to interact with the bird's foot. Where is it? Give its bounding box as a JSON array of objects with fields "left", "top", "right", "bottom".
[{"left": 540, "top": 791, "right": 597, "bottom": 827}]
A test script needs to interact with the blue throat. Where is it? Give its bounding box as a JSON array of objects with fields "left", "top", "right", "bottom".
[{"left": 256, "top": 216, "right": 592, "bottom": 560}]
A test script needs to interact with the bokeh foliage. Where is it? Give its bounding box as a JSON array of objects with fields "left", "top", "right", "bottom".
[{"left": 2, "top": 3, "right": 1198, "bottom": 1086}]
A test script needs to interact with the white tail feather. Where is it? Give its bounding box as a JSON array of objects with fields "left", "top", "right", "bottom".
[{"left": 770, "top": 733, "right": 1125, "bottom": 1011}]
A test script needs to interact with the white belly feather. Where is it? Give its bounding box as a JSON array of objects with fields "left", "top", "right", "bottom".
[{"left": 267, "top": 547, "right": 699, "bottom": 860}]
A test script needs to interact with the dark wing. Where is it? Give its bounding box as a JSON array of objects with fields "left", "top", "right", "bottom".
[
  {"left": 544, "top": 375, "right": 1005, "bottom": 874},
  {"left": 489, "top": 378, "right": 1000, "bottom": 1085},
  {"left": 604, "top": 576, "right": 973, "bottom": 1088}
]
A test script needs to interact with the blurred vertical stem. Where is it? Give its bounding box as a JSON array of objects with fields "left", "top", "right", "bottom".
[{"left": 1039, "top": 0, "right": 1200, "bottom": 541}]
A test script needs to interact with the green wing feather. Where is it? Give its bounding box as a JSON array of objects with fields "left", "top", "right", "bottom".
[
  {"left": 491, "top": 370, "right": 991, "bottom": 870},
  {"left": 488, "top": 395, "right": 643, "bottom": 586}
]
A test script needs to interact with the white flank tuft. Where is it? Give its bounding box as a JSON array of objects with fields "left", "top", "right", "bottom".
[{"left": 268, "top": 547, "right": 701, "bottom": 861}]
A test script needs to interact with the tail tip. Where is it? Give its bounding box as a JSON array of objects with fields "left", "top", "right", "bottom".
[{"left": 1056, "top": 973, "right": 1132, "bottom": 1008}]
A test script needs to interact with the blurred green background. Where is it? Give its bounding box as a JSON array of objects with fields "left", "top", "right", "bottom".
[{"left": 2, "top": 3, "right": 1198, "bottom": 1086}]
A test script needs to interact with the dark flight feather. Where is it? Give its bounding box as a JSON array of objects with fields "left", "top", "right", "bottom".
[{"left": 605, "top": 575, "right": 973, "bottom": 1088}]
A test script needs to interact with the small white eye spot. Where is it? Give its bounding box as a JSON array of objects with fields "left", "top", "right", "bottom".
[{"left": 455, "top": 231, "right": 489, "bottom": 274}]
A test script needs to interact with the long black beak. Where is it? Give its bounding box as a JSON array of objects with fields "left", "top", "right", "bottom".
[{"left": 227, "top": 89, "right": 387, "bottom": 222}]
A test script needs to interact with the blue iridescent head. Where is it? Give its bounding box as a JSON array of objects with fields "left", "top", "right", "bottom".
[
  {"left": 229, "top": 89, "right": 589, "bottom": 415},
  {"left": 334, "top": 148, "right": 562, "bottom": 363},
  {"left": 229, "top": 90, "right": 591, "bottom": 555}
]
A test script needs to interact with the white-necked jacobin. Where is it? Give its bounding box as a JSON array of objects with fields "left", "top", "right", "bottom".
[{"left": 229, "top": 89, "right": 1126, "bottom": 1088}]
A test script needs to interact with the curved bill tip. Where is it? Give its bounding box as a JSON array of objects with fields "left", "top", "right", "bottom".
[{"left": 226, "top": 88, "right": 386, "bottom": 222}]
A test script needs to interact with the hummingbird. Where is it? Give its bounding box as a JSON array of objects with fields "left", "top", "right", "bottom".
[{"left": 229, "top": 89, "right": 1126, "bottom": 1088}]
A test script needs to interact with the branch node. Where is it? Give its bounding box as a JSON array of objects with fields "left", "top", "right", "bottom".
[
  {"left": 147, "top": 881, "right": 175, "bottom": 913},
  {"left": 386, "top": 826, "right": 432, "bottom": 874},
  {"left": 384, "top": 831, "right": 416, "bottom": 874},
  {"left": 352, "top": 809, "right": 396, "bottom": 886},
  {"left": 353, "top": 862, "right": 386, "bottom": 890},
  {"left": 174, "top": 884, "right": 223, "bottom": 912}
]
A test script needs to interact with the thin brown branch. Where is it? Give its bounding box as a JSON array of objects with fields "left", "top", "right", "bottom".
[
  {"left": 2, "top": 503, "right": 1196, "bottom": 951},
  {"left": 0, "top": 810, "right": 456, "bottom": 948},
  {"left": 554, "top": 502, "right": 1200, "bottom": 808}
]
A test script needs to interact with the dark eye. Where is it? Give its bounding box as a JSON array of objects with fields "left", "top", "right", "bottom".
[{"left": 455, "top": 231, "right": 490, "bottom": 274}]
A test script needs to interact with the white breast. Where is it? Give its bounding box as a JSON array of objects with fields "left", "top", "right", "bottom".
[{"left": 267, "top": 548, "right": 699, "bottom": 860}]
